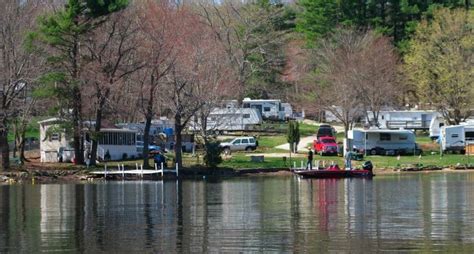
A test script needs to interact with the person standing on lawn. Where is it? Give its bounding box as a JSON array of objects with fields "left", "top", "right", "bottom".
[{"left": 306, "top": 147, "right": 314, "bottom": 170}]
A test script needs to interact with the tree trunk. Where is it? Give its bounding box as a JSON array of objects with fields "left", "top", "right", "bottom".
[
  {"left": 143, "top": 114, "right": 152, "bottom": 169},
  {"left": 90, "top": 88, "right": 109, "bottom": 166},
  {"left": 72, "top": 87, "right": 84, "bottom": 165},
  {"left": 142, "top": 80, "right": 155, "bottom": 169},
  {"left": 90, "top": 103, "right": 102, "bottom": 166},
  {"left": 174, "top": 114, "right": 183, "bottom": 169},
  {"left": 0, "top": 117, "right": 10, "bottom": 171}
]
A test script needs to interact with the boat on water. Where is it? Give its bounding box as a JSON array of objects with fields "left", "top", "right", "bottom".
[{"left": 293, "top": 161, "right": 375, "bottom": 179}]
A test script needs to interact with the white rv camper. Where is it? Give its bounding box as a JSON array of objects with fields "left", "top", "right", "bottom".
[
  {"left": 429, "top": 116, "right": 445, "bottom": 140},
  {"left": 440, "top": 124, "right": 474, "bottom": 153},
  {"left": 281, "top": 103, "right": 294, "bottom": 119},
  {"left": 348, "top": 129, "right": 420, "bottom": 155},
  {"left": 366, "top": 110, "right": 439, "bottom": 130},
  {"left": 200, "top": 108, "right": 263, "bottom": 132},
  {"left": 242, "top": 98, "right": 285, "bottom": 120}
]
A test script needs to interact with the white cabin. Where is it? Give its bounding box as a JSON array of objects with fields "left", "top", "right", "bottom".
[
  {"left": 88, "top": 128, "right": 140, "bottom": 161},
  {"left": 440, "top": 124, "right": 474, "bottom": 153},
  {"left": 242, "top": 98, "right": 285, "bottom": 120},
  {"left": 39, "top": 118, "right": 140, "bottom": 163},
  {"left": 366, "top": 110, "right": 440, "bottom": 130},
  {"left": 347, "top": 129, "right": 418, "bottom": 155}
]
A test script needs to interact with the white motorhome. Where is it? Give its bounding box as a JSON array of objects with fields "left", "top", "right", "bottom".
[
  {"left": 366, "top": 110, "right": 440, "bottom": 130},
  {"left": 440, "top": 124, "right": 474, "bottom": 153},
  {"left": 242, "top": 98, "right": 285, "bottom": 120},
  {"left": 347, "top": 129, "right": 420, "bottom": 155}
]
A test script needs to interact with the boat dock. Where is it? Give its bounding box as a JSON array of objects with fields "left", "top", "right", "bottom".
[{"left": 90, "top": 163, "right": 179, "bottom": 178}]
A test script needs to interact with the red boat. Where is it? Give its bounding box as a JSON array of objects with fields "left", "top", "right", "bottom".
[{"left": 293, "top": 164, "right": 375, "bottom": 178}]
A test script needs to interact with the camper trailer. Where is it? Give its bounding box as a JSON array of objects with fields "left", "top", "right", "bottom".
[
  {"left": 348, "top": 129, "right": 420, "bottom": 155},
  {"left": 366, "top": 110, "right": 440, "bottom": 130},
  {"left": 440, "top": 124, "right": 474, "bottom": 153},
  {"left": 190, "top": 108, "right": 262, "bottom": 132},
  {"left": 429, "top": 116, "right": 445, "bottom": 140},
  {"left": 281, "top": 103, "right": 294, "bottom": 120},
  {"left": 242, "top": 98, "right": 285, "bottom": 120}
]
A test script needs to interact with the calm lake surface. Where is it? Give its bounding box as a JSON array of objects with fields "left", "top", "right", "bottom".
[{"left": 1, "top": 173, "right": 474, "bottom": 253}]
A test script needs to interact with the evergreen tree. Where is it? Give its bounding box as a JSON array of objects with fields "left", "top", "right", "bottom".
[{"left": 35, "top": 0, "right": 128, "bottom": 164}]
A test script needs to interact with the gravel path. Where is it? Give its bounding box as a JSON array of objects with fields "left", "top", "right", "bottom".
[{"left": 275, "top": 135, "right": 317, "bottom": 152}]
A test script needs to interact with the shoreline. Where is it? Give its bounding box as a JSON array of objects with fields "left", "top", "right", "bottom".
[{"left": 1, "top": 164, "right": 474, "bottom": 184}]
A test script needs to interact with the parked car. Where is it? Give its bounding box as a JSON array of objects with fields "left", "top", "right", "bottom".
[
  {"left": 314, "top": 136, "right": 338, "bottom": 156},
  {"left": 317, "top": 125, "right": 336, "bottom": 138},
  {"left": 219, "top": 136, "right": 258, "bottom": 154}
]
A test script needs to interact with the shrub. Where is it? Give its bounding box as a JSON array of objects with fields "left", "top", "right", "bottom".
[{"left": 204, "top": 140, "right": 223, "bottom": 168}]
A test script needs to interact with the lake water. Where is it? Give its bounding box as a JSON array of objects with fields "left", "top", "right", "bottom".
[{"left": 1, "top": 173, "right": 474, "bottom": 252}]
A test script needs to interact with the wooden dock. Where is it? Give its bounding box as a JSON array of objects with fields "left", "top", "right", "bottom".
[{"left": 90, "top": 163, "right": 179, "bottom": 178}]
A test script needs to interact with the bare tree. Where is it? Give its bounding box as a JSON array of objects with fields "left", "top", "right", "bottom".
[
  {"left": 304, "top": 29, "right": 384, "bottom": 138},
  {"left": 135, "top": 0, "right": 181, "bottom": 168},
  {"left": 0, "top": 1, "right": 44, "bottom": 171},
  {"left": 160, "top": 12, "right": 231, "bottom": 168},
  {"left": 350, "top": 32, "right": 400, "bottom": 127},
  {"left": 198, "top": 0, "right": 288, "bottom": 99},
  {"left": 82, "top": 6, "right": 142, "bottom": 165}
]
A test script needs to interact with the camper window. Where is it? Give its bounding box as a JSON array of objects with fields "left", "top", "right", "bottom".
[
  {"left": 264, "top": 107, "right": 271, "bottom": 112},
  {"left": 243, "top": 114, "right": 250, "bottom": 119},
  {"left": 451, "top": 134, "right": 459, "bottom": 138},
  {"left": 466, "top": 132, "right": 474, "bottom": 141},
  {"left": 380, "top": 133, "right": 391, "bottom": 141},
  {"left": 50, "top": 133, "right": 60, "bottom": 141},
  {"left": 399, "top": 135, "right": 408, "bottom": 140}
]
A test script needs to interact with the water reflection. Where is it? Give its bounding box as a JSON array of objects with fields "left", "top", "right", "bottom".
[{"left": 1, "top": 173, "right": 474, "bottom": 252}]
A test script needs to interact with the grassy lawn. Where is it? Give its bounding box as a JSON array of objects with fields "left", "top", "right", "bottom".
[
  {"left": 217, "top": 152, "right": 474, "bottom": 170},
  {"left": 7, "top": 118, "right": 42, "bottom": 143}
]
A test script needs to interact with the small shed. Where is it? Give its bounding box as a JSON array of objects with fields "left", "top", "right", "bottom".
[{"left": 38, "top": 118, "right": 74, "bottom": 163}]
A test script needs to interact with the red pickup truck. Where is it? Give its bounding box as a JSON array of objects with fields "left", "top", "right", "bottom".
[{"left": 313, "top": 136, "right": 339, "bottom": 156}]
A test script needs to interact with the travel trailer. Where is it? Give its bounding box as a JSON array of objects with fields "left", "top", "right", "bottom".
[
  {"left": 429, "top": 116, "right": 445, "bottom": 140},
  {"left": 366, "top": 110, "right": 440, "bottom": 130},
  {"left": 190, "top": 108, "right": 262, "bottom": 132},
  {"left": 242, "top": 98, "right": 285, "bottom": 120},
  {"left": 440, "top": 124, "right": 474, "bottom": 153},
  {"left": 281, "top": 103, "right": 294, "bottom": 119},
  {"left": 347, "top": 129, "right": 420, "bottom": 155}
]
